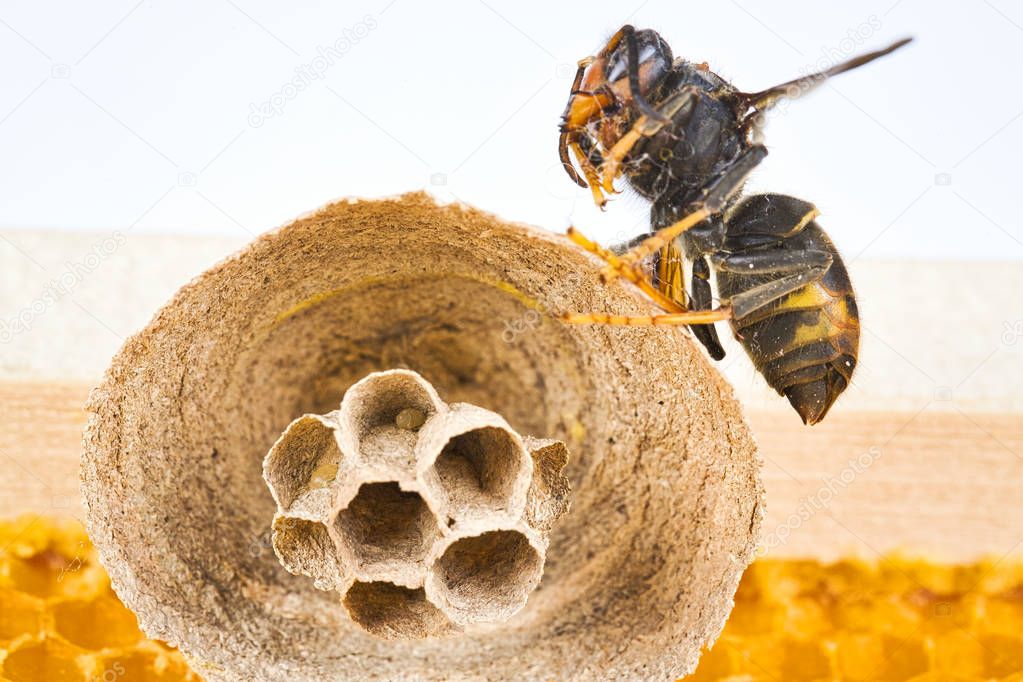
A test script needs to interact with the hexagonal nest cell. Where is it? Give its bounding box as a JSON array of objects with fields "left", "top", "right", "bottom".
[
  {"left": 261, "top": 369, "right": 571, "bottom": 637},
  {"left": 271, "top": 516, "right": 345, "bottom": 592},
  {"left": 264, "top": 414, "right": 342, "bottom": 516},
  {"left": 334, "top": 482, "right": 441, "bottom": 584},
  {"left": 338, "top": 369, "right": 443, "bottom": 474},
  {"left": 343, "top": 581, "right": 455, "bottom": 640},
  {"left": 427, "top": 529, "right": 543, "bottom": 625},
  {"left": 431, "top": 425, "right": 528, "bottom": 521}
]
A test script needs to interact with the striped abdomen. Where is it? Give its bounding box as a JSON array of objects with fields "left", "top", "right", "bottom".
[{"left": 718, "top": 199, "right": 859, "bottom": 424}]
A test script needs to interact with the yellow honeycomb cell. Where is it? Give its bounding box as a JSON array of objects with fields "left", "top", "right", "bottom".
[
  {"left": 904, "top": 674, "right": 980, "bottom": 682},
  {"left": 877, "top": 633, "right": 930, "bottom": 681},
  {"left": 784, "top": 596, "right": 833, "bottom": 638},
  {"left": 931, "top": 631, "right": 986, "bottom": 677},
  {"left": 0, "top": 589, "right": 41, "bottom": 641},
  {"left": 2, "top": 637, "right": 84, "bottom": 682},
  {"left": 835, "top": 631, "right": 887, "bottom": 680},
  {"left": 986, "top": 593, "right": 1023, "bottom": 636},
  {"left": 981, "top": 634, "right": 1023, "bottom": 678},
  {"left": 832, "top": 590, "right": 884, "bottom": 632},
  {"left": 51, "top": 592, "right": 144, "bottom": 650},
  {"left": 726, "top": 634, "right": 787, "bottom": 679},
  {"left": 778, "top": 637, "right": 831, "bottom": 680},
  {"left": 723, "top": 601, "right": 787, "bottom": 636}
]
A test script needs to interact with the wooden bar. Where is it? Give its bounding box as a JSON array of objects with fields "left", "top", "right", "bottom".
[{"left": 1, "top": 228, "right": 1020, "bottom": 562}]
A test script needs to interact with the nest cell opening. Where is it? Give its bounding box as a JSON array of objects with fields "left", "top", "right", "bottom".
[
  {"left": 266, "top": 417, "right": 342, "bottom": 510},
  {"left": 344, "top": 373, "right": 438, "bottom": 441},
  {"left": 342, "top": 373, "right": 439, "bottom": 472},
  {"left": 432, "top": 427, "right": 527, "bottom": 518},
  {"left": 343, "top": 581, "right": 452, "bottom": 639},
  {"left": 272, "top": 517, "right": 339, "bottom": 587},
  {"left": 334, "top": 482, "right": 441, "bottom": 576},
  {"left": 431, "top": 530, "right": 542, "bottom": 623}
]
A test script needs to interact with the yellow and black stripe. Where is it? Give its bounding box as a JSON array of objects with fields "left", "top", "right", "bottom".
[{"left": 718, "top": 194, "right": 860, "bottom": 424}]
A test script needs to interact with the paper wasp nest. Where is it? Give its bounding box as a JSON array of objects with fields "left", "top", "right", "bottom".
[
  {"left": 82, "top": 193, "right": 762, "bottom": 680},
  {"left": 263, "top": 369, "right": 570, "bottom": 637}
]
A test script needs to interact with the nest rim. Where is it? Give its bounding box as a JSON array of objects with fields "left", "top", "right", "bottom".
[{"left": 81, "top": 192, "right": 763, "bottom": 681}]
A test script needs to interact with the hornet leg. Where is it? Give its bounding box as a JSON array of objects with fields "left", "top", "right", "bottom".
[
  {"left": 560, "top": 308, "right": 731, "bottom": 326},
  {"left": 689, "top": 256, "right": 726, "bottom": 360},
  {"left": 600, "top": 88, "right": 697, "bottom": 193},
  {"left": 561, "top": 227, "right": 733, "bottom": 326},
  {"left": 565, "top": 227, "right": 688, "bottom": 313},
  {"left": 569, "top": 134, "right": 609, "bottom": 209}
]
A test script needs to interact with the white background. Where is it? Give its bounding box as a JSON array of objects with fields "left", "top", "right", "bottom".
[
  {"left": 1, "top": 1, "right": 1021, "bottom": 566},
  {"left": 0, "top": 0, "right": 1020, "bottom": 260}
]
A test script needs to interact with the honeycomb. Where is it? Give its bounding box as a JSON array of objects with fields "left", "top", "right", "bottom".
[
  {"left": 3, "top": 514, "right": 1023, "bottom": 680},
  {"left": 262, "top": 369, "right": 572, "bottom": 638},
  {"left": 687, "top": 556, "right": 1023, "bottom": 681},
  {"left": 0, "top": 515, "right": 200, "bottom": 682}
]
